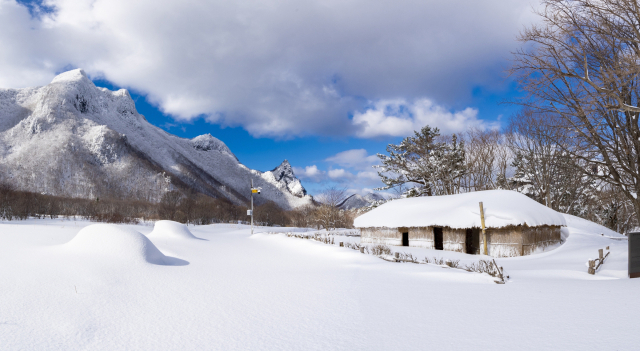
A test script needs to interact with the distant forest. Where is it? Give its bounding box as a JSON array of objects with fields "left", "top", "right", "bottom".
[{"left": 0, "top": 184, "right": 354, "bottom": 230}]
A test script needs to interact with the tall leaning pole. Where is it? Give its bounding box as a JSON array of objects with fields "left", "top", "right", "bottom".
[{"left": 479, "top": 202, "right": 488, "bottom": 255}]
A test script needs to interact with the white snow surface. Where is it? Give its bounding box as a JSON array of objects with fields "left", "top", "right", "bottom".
[
  {"left": 354, "top": 190, "right": 567, "bottom": 228},
  {"left": 0, "top": 215, "right": 637, "bottom": 350},
  {"left": 0, "top": 69, "right": 312, "bottom": 209}
]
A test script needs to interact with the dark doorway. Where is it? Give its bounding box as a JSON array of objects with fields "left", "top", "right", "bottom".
[
  {"left": 402, "top": 232, "right": 409, "bottom": 246},
  {"left": 434, "top": 227, "right": 443, "bottom": 250},
  {"left": 465, "top": 228, "right": 480, "bottom": 254}
]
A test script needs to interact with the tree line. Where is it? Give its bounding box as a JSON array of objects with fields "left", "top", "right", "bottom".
[
  {"left": 0, "top": 183, "right": 356, "bottom": 229},
  {"left": 374, "top": 121, "right": 634, "bottom": 232}
]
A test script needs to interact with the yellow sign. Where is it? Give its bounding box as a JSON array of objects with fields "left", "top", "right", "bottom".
[{"left": 252, "top": 189, "right": 259, "bottom": 193}]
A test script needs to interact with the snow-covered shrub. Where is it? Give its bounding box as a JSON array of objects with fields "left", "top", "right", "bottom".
[
  {"left": 463, "top": 260, "right": 505, "bottom": 280},
  {"left": 344, "top": 242, "right": 361, "bottom": 250},
  {"left": 370, "top": 244, "right": 392, "bottom": 256}
]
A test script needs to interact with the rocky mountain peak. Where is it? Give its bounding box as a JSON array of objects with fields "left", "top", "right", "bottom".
[
  {"left": 263, "top": 160, "right": 307, "bottom": 197},
  {"left": 271, "top": 160, "right": 293, "bottom": 178}
]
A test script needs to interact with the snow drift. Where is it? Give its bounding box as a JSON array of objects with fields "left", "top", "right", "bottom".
[
  {"left": 63, "top": 224, "right": 171, "bottom": 265},
  {"left": 148, "top": 220, "right": 199, "bottom": 240},
  {"left": 354, "top": 190, "right": 567, "bottom": 229}
]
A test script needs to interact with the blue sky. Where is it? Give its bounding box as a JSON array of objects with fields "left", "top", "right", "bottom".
[{"left": 2, "top": 0, "right": 535, "bottom": 196}]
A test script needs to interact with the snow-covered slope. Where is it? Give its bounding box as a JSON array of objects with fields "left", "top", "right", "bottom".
[
  {"left": 338, "top": 192, "right": 386, "bottom": 210},
  {"left": 0, "top": 69, "right": 312, "bottom": 209}
]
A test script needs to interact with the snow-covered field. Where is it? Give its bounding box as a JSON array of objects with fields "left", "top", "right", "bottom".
[{"left": 0, "top": 216, "right": 638, "bottom": 350}]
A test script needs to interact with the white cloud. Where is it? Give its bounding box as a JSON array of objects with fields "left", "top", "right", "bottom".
[
  {"left": 325, "top": 149, "right": 378, "bottom": 170},
  {"left": 352, "top": 98, "right": 499, "bottom": 138},
  {"left": 0, "top": 0, "right": 537, "bottom": 138},
  {"left": 292, "top": 165, "right": 325, "bottom": 182},
  {"left": 327, "top": 168, "right": 353, "bottom": 180},
  {"left": 356, "top": 171, "right": 380, "bottom": 181}
]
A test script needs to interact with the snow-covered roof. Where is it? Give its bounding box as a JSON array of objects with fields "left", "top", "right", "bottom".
[{"left": 354, "top": 190, "right": 566, "bottom": 229}]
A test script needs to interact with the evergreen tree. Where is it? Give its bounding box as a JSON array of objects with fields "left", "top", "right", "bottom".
[{"left": 375, "top": 126, "right": 465, "bottom": 197}]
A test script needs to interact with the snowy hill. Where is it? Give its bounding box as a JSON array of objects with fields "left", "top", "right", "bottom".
[
  {"left": 0, "top": 69, "right": 312, "bottom": 209},
  {"left": 338, "top": 192, "right": 386, "bottom": 210}
]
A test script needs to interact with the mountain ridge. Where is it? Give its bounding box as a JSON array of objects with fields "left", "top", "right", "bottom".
[
  {"left": 338, "top": 192, "right": 386, "bottom": 210},
  {"left": 0, "top": 69, "right": 312, "bottom": 209}
]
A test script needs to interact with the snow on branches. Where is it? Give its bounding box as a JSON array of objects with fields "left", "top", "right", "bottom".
[{"left": 374, "top": 126, "right": 465, "bottom": 197}]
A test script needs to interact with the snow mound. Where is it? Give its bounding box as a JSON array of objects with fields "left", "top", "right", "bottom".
[
  {"left": 64, "top": 224, "right": 169, "bottom": 265},
  {"left": 563, "top": 214, "right": 623, "bottom": 237},
  {"left": 148, "top": 220, "right": 198, "bottom": 240},
  {"left": 354, "top": 190, "right": 566, "bottom": 229}
]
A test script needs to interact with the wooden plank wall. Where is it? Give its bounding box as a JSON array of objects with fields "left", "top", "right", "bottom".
[
  {"left": 360, "top": 227, "right": 402, "bottom": 246},
  {"left": 443, "top": 228, "right": 465, "bottom": 253},
  {"left": 360, "top": 225, "right": 562, "bottom": 257},
  {"left": 522, "top": 225, "right": 562, "bottom": 256}
]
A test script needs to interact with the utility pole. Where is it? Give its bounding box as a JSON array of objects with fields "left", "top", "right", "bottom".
[{"left": 248, "top": 179, "right": 260, "bottom": 235}]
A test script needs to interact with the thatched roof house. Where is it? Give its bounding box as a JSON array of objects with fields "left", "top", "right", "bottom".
[{"left": 353, "top": 190, "right": 566, "bottom": 257}]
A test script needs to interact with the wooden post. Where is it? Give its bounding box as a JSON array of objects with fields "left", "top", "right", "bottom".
[
  {"left": 588, "top": 260, "right": 595, "bottom": 275},
  {"left": 479, "top": 202, "right": 488, "bottom": 256},
  {"left": 339, "top": 242, "right": 344, "bottom": 247},
  {"left": 394, "top": 252, "right": 400, "bottom": 259},
  {"left": 606, "top": 246, "right": 609, "bottom": 250},
  {"left": 359, "top": 247, "right": 364, "bottom": 253},
  {"left": 599, "top": 249, "right": 603, "bottom": 260},
  {"left": 492, "top": 259, "right": 504, "bottom": 281}
]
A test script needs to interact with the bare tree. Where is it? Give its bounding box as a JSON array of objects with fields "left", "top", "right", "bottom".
[
  {"left": 511, "top": 0, "right": 640, "bottom": 222},
  {"left": 314, "top": 187, "right": 351, "bottom": 230},
  {"left": 506, "top": 110, "right": 600, "bottom": 216},
  {"left": 158, "top": 190, "right": 183, "bottom": 221},
  {"left": 254, "top": 201, "right": 289, "bottom": 227},
  {"left": 315, "top": 186, "right": 349, "bottom": 207},
  {"left": 288, "top": 204, "right": 316, "bottom": 228},
  {"left": 462, "top": 128, "right": 511, "bottom": 191}
]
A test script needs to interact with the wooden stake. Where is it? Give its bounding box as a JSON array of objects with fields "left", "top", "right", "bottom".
[{"left": 479, "top": 202, "right": 488, "bottom": 256}]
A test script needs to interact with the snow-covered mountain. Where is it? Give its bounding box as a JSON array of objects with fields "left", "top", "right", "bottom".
[
  {"left": 0, "top": 69, "right": 312, "bottom": 209},
  {"left": 262, "top": 160, "right": 307, "bottom": 198},
  {"left": 338, "top": 192, "right": 386, "bottom": 210}
]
